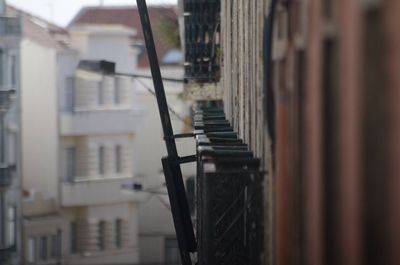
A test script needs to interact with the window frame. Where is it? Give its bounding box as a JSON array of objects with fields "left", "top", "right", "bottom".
[
  {"left": 115, "top": 219, "right": 122, "bottom": 249},
  {"left": 39, "top": 236, "right": 48, "bottom": 262},
  {"left": 65, "top": 147, "right": 76, "bottom": 182},
  {"left": 115, "top": 145, "right": 122, "bottom": 174},
  {"left": 70, "top": 222, "right": 77, "bottom": 254},
  {"left": 98, "top": 146, "right": 105, "bottom": 175},
  {"left": 98, "top": 220, "right": 106, "bottom": 251}
]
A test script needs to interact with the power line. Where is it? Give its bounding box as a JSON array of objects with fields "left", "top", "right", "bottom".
[{"left": 134, "top": 78, "right": 192, "bottom": 126}]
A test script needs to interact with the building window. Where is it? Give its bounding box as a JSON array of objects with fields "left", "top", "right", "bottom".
[
  {"left": 0, "top": 49, "right": 4, "bottom": 86},
  {"left": 98, "top": 146, "right": 105, "bottom": 175},
  {"left": 115, "top": 219, "right": 122, "bottom": 248},
  {"left": 65, "top": 77, "right": 75, "bottom": 112},
  {"left": 10, "top": 54, "right": 17, "bottom": 86},
  {"left": 7, "top": 131, "right": 16, "bottom": 165},
  {"left": 323, "top": 0, "right": 333, "bottom": 20},
  {"left": 114, "top": 78, "right": 121, "bottom": 104},
  {"left": 39, "top": 236, "right": 48, "bottom": 261},
  {"left": 98, "top": 221, "right": 106, "bottom": 251},
  {"left": 165, "top": 237, "right": 180, "bottom": 265},
  {"left": 115, "top": 145, "right": 122, "bottom": 174},
  {"left": 65, "top": 147, "right": 76, "bottom": 181},
  {"left": 0, "top": 193, "right": 5, "bottom": 246},
  {"left": 70, "top": 222, "right": 77, "bottom": 254},
  {"left": 98, "top": 80, "right": 104, "bottom": 105},
  {"left": 7, "top": 206, "right": 16, "bottom": 246},
  {"left": 50, "top": 235, "right": 58, "bottom": 259},
  {"left": 27, "top": 237, "right": 36, "bottom": 263}
]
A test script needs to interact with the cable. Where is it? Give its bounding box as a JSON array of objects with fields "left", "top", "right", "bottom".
[
  {"left": 115, "top": 71, "right": 184, "bottom": 83},
  {"left": 134, "top": 77, "right": 192, "bottom": 127}
]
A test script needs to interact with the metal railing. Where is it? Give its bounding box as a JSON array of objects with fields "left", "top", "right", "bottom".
[
  {"left": 0, "top": 164, "right": 14, "bottom": 186},
  {"left": 195, "top": 104, "right": 264, "bottom": 265},
  {"left": 0, "top": 90, "right": 14, "bottom": 112},
  {"left": 184, "top": 0, "right": 221, "bottom": 82},
  {"left": 137, "top": 2, "right": 263, "bottom": 263}
]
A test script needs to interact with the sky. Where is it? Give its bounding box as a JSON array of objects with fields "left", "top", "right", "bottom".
[{"left": 7, "top": 0, "right": 177, "bottom": 26}]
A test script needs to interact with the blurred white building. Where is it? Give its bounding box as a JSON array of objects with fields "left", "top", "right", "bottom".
[
  {"left": 16, "top": 6, "right": 144, "bottom": 265},
  {"left": 0, "top": 1, "right": 21, "bottom": 264},
  {"left": 69, "top": 6, "right": 195, "bottom": 265}
]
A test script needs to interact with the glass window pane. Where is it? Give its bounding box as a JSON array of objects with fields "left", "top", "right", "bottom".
[
  {"left": 115, "top": 145, "right": 122, "bottom": 174},
  {"left": 98, "top": 81, "right": 104, "bottom": 105},
  {"left": 98, "top": 221, "right": 106, "bottom": 250},
  {"left": 0, "top": 49, "right": 4, "bottom": 86},
  {"left": 65, "top": 147, "right": 76, "bottom": 181},
  {"left": 10, "top": 54, "right": 16, "bottom": 86},
  {"left": 115, "top": 219, "right": 122, "bottom": 248},
  {"left": 39, "top": 236, "right": 48, "bottom": 261},
  {"left": 27, "top": 237, "right": 36, "bottom": 263},
  {"left": 98, "top": 146, "right": 105, "bottom": 175},
  {"left": 114, "top": 78, "right": 120, "bottom": 104},
  {"left": 70, "top": 222, "right": 77, "bottom": 254},
  {"left": 65, "top": 77, "right": 75, "bottom": 112},
  {"left": 50, "top": 235, "right": 57, "bottom": 259},
  {"left": 7, "top": 206, "right": 15, "bottom": 245}
]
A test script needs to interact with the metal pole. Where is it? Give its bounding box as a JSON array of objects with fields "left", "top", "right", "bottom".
[{"left": 136, "top": 0, "right": 196, "bottom": 263}]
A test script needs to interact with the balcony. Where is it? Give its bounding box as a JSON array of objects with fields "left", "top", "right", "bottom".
[
  {"left": 0, "top": 244, "right": 16, "bottom": 263},
  {"left": 0, "top": 90, "right": 15, "bottom": 112},
  {"left": 60, "top": 108, "right": 144, "bottom": 136},
  {"left": 0, "top": 164, "right": 14, "bottom": 187},
  {"left": 194, "top": 104, "right": 263, "bottom": 265},
  {"left": 184, "top": 0, "right": 221, "bottom": 82},
  {"left": 61, "top": 176, "right": 141, "bottom": 207},
  {"left": 0, "top": 16, "right": 21, "bottom": 37}
]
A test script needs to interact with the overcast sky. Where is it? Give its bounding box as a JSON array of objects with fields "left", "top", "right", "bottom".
[{"left": 7, "top": 0, "right": 177, "bottom": 26}]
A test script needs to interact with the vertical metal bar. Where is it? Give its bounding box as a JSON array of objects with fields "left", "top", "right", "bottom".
[
  {"left": 162, "top": 157, "right": 193, "bottom": 265},
  {"left": 136, "top": 0, "right": 178, "bottom": 158},
  {"left": 136, "top": 0, "right": 197, "bottom": 261}
]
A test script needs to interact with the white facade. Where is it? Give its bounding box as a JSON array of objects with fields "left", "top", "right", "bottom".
[
  {"left": 69, "top": 25, "right": 139, "bottom": 74},
  {"left": 59, "top": 69, "right": 142, "bottom": 265},
  {"left": 20, "top": 12, "right": 144, "bottom": 265},
  {"left": 20, "top": 37, "right": 60, "bottom": 201},
  {"left": 135, "top": 67, "right": 195, "bottom": 265}
]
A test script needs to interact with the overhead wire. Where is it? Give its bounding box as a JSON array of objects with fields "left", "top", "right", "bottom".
[{"left": 133, "top": 77, "right": 192, "bottom": 127}]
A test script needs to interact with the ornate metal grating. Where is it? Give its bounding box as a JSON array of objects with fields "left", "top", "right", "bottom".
[
  {"left": 195, "top": 104, "right": 264, "bottom": 265},
  {"left": 184, "top": 0, "right": 221, "bottom": 82}
]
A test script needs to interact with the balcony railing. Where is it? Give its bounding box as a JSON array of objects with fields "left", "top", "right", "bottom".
[
  {"left": 135, "top": 4, "right": 262, "bottom": 264},
  {"left": 0, "top": 244, "right": 16, "bottom": 263},
  {"left": 0, "top": 164, "right": 14, "bottom": 187},
  {"left": 194, "top": 104, "right": 263, "bottom": 265},
  {"left": 0, "top": 90, "right": 15, "bottom": 112},
  {"left": 184, "top": 0, "right": 221, "bottom": 82},
  {"left": 60, "top": 108, "right": 143, "bottom": 136},
  {"left": 0, "top": 16, "right": 21, "bottom": 36}
]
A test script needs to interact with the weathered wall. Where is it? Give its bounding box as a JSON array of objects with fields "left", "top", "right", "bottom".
[{"left": 220, "top": 0, "right": 274, "bottom": 263}]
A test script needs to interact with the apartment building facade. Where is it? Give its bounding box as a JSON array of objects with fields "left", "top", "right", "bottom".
[
  {"left": 69, "top": 6, "right": 193, "bottom": 265},
  {"left": 178, "top": 0, "right": 400, "bottom": 265},
  {"left": 0, "top": 1, "right": 21, "bottom": 264},
  {"left": 17, "top": 7, "right": 144, "bottom": 264}
]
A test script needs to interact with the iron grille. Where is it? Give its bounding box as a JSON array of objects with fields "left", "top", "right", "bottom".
[
  {"left": 0, "top": 16, "right": 21, "bottom": 36},
  {"left": 184, "top": 0, "right": 221, "bottom": 82},
  {"left": 195, "top": 104, "right": 264, "bottom": 265},
  {"left": 0, "top": 164, "right": 14, "bottom": 187}
]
